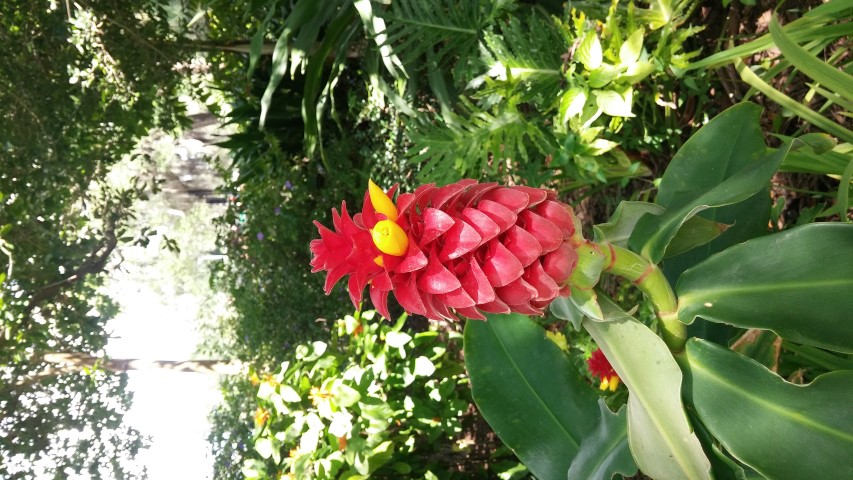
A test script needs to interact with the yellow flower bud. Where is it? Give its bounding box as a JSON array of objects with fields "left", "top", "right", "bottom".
[
  {"left": 371, "top": 219, "right": 408, "bottom": 256},
  {"left": 368, "top": 179, "right": 398, "bottom": 222}
]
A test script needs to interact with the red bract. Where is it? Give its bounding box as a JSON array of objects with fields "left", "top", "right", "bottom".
[{"left": 310, "top": 180, "right": 582, "bottom": 321}]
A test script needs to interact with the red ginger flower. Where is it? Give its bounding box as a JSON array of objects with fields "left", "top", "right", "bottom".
[
  {"left": 587, "top": 348, "right": 621, "bottom": 391},
  {"left": 310, "top": 179, "right": 582, "bottom": 321}
]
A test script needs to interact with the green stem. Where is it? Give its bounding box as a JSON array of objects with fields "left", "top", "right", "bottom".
[{"left": 599, "top": 242, "right": 686, "bottom": 352}]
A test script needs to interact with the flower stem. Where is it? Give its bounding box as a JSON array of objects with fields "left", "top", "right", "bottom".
[{"left": 599, "top": 242, "right": 686, "bottom": 352}]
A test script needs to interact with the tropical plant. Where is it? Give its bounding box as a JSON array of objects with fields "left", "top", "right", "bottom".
[{"left": 310, "top": 102, "right": 853, "bottom": 479}]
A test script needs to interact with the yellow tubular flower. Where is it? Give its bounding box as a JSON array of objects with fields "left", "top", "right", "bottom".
[
  {"left": 608, "top": 376, "right": 621, "bottom": 391},
  {"left": 368, "top": 179, "right": 398, "bottom": 222},
  {"left": 600, "top": 375, "right": 621, "bottom": 392},
  {"left": 372, "top": 220, "right": 408, "bottom": 256}
]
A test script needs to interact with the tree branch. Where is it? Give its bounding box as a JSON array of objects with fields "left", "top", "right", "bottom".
[{"left": 23, "top": 226, "right": 117, "bottom": 317}]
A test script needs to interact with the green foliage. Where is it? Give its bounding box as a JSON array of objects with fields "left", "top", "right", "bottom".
[
  {"left": 0, "top": 1, "right": 201, "bottom": 473},
  {"left": 676, "top": 223, "right": 853, "bottom": 353},
  {"left": 239, "top": 0, "right": 705, "bottom": 191},
  {"left": 463, "top": 313, "right": 601, "bottom": 480},
  {"left": 583, "top": 298, "right": 711, "bottom": 479},
  {"left": 683, "top": 339, "right": 853, "bottom": 479},
  {"left": 567, "top": 400, "right": 636, "bottom": 480},
  {"left": 208, "top": 376, "right": 258, "bottom": 480},
  {"left": 686, "top": 0, "right": 853, "bottom": 185},
  {"left": 242, "top": 310, "right": 523, "bottom": 479},
  {"left": 407, "top": 3, "right": 700, "bottom": 188},
  {"left": 467, "top": 102, "right": 853, "bottom": 479},
  {"left": 194, "top": 2, "right": 852, "bottom": 479},
  {"left": 629, "top": 103, "right": 789, "bottom": 262}
]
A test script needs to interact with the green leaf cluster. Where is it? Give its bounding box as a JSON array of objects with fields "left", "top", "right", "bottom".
[
  {"left": 469, "top": 100, "right": 853, "bottom": 479},
  {"left": 237, "top": 0, "right": 704, "bottom": 191},
  {"left": 243, "top": 310, "right": 524, "bottom": 479}
]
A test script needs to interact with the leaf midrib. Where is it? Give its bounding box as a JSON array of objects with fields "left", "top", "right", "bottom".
[
  {"left": 690, "top": 358, "right": 853, "bottom": 443},
  {"left": 488, "top": 321, "right": 582, "bottom": 450},
  {"left": 681, "top": 278, "right": 853, "bottom": 300}
]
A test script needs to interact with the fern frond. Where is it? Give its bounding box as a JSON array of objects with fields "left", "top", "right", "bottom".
[
  {"left": 409, "top": 99, "right": 556, "bottom": 184},
  {"left": 380, "top": 0, "right": 488, "bottom": 70},
  {"left": 477, "top": 12, "right": 566, "bottom": 109}
]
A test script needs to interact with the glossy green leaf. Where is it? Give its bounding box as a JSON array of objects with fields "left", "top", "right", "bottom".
[
  {"left": 657, "top": 104, "right": 773, "bottom": 344},
  {"left": 596, "top": 90, "right": 635, "bottom": 118},
  {"left": 677, "top": 223, "right": 853, "bottom": 353},
  {"left": 464, "top": 314, "right": 599, "bottom": 480},
  {"left": 630, "top": 103, "right": 787, "bottom": 262},
  {"left": 664, "top": 215, "right": 731, "bottom": 258},
  {"left": 584, "top": 298, "right": 711, "bottom": 480},
  {"left": 683, "top": 339, "right": 853, "bottom": 479},
  {"left": 619, "top": 28, "right": 645, "bottom": 65},
  {"left": 567, "top": 400, "right": 637, "bottom": 480}
]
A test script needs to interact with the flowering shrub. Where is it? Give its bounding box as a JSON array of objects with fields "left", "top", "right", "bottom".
[
  {"left": 241, "top": 310, "right": 525, "bottom": 479},
  {"left": 311, "top": 103, "right": 853, "bottom": 479}
]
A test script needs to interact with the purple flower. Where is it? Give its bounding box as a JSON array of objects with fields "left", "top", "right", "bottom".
[
  {"left": 274, "top": 207, "right": 281, "bottom": 215},
  {"left": 256, "top": 232, "right": 265, "bottom": 241},
  {"left": 284, "top": 180, "right": 293, "bottom": 191}
]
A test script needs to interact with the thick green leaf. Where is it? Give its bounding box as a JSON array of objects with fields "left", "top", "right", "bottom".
[
  {"left": 664, "top": 215, "right": 731, "bottom": 258},
  {"left": 584, "top": 298, "right": 711, "bottom": 480},
  {"left": 630, "top": 104, "right": 789, "bottom": 262},
  {"left": 464, "top": 314, "right": 599, "bottom": 480},
  {"left": 677, "top": 223, "right": 853, "bottom": 353},
  {"left": 682, "top": 339, "right": 853, "bottom": 479},
  {"left": 567, "top": 400, "right": 637, "bottom": 480},
  {"left": 634, "top": 142, "right": 787, "bottom": 262}
]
